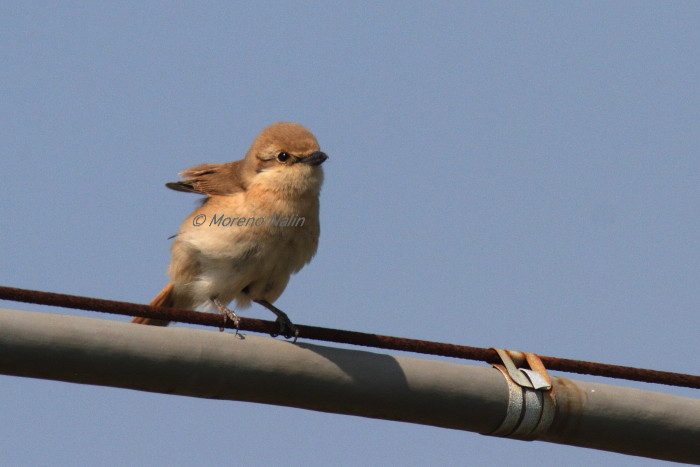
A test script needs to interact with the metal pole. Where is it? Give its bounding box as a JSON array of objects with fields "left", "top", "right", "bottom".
[{"left": 0, "top": 308, "right": 698, "bottom": 463}]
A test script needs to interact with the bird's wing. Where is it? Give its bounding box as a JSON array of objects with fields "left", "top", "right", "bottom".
[{"left": 165, "top": 161, "right": 248, "bottom": 196}]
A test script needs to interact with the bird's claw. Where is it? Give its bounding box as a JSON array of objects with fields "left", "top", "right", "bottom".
[
  {"left": 213, "top": 299, "right": 240, "bottom": 333},
  {"left": 254, "top": 299, "right": 299, "bottom": 342},
  {"left": 271, "top": 315, "right": 299, "bottom": 342}
]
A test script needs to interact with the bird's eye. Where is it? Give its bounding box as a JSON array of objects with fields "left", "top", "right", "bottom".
[{"left": 277, "top": 152, "right": 290, "bottom": 163}]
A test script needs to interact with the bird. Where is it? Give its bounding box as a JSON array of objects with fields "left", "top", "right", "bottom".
[{"left": 131, "top": 122, "right": 328, "bottom": 338}]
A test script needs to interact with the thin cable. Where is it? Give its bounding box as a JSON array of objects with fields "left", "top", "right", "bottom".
[{"left": 0, "top": 285, "right": 697, "bottom": 389}]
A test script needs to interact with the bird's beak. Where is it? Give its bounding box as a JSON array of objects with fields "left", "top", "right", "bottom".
[{"left": 301, "top": 151, "right": 328, "bottom": 166}]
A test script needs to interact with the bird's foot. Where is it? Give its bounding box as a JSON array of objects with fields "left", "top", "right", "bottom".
[
  {"left": 212, "top": 298, "right": 240, "bottom": 334},
  {"left": 255, "top": 300, "right": 299, "bottom": 341},
  {"left": 274, "top": 313, "right": 299, "bottom": 341}
]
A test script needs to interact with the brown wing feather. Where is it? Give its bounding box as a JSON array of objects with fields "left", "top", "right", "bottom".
[{"left": 165, "top": 161, "right": 248, "bottom": 196}]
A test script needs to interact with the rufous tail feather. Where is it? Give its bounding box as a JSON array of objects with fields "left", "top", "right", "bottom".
[{"left": 131, "top": 283, "right": 174, "bottom": 326}]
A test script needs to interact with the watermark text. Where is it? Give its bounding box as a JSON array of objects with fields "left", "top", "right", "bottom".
[{"left": 192, "top": 213, "right": 306, "bottom": 228}]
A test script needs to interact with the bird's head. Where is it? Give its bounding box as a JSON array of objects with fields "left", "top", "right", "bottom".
[{"left": 245, "top": 122, "right": 328, "bottom": 197}]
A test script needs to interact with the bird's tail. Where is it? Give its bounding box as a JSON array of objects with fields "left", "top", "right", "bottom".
[{"left": 131, "top": 283, "right": 174, "bottom": 326}]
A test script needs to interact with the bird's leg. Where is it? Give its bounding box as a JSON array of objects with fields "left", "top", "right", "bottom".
[
  {"left": 255, "top": 300, "right": 299, "bottom": 341},
  {"left": 211, "top": 298, "right": 240, "bottom": 333}
]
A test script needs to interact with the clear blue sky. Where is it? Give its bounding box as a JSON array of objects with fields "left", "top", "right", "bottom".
[{"left": 1, "top": 2, "right": 698, "bottom": 466}]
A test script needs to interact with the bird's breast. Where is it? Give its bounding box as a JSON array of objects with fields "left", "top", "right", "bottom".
[{"left": 177, "top": 192, "right": 320, "bottom": 288}]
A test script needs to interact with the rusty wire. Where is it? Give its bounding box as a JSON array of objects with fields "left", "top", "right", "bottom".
[{"left": 0, "top": 285, "right": 698, "bottom": 389}]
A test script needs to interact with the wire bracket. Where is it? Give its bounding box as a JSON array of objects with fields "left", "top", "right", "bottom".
[{"left": 485, "top": 348, "right": 557, "bottom": 440}]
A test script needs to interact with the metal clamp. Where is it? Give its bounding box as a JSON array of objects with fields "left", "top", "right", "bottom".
[{"left": 486, "top": 348, "right": 557, "bottom": 440}]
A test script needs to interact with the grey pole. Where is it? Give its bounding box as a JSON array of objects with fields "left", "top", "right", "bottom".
[{"left": 0, "top": 308, "right": 698, "bottom": 464}]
